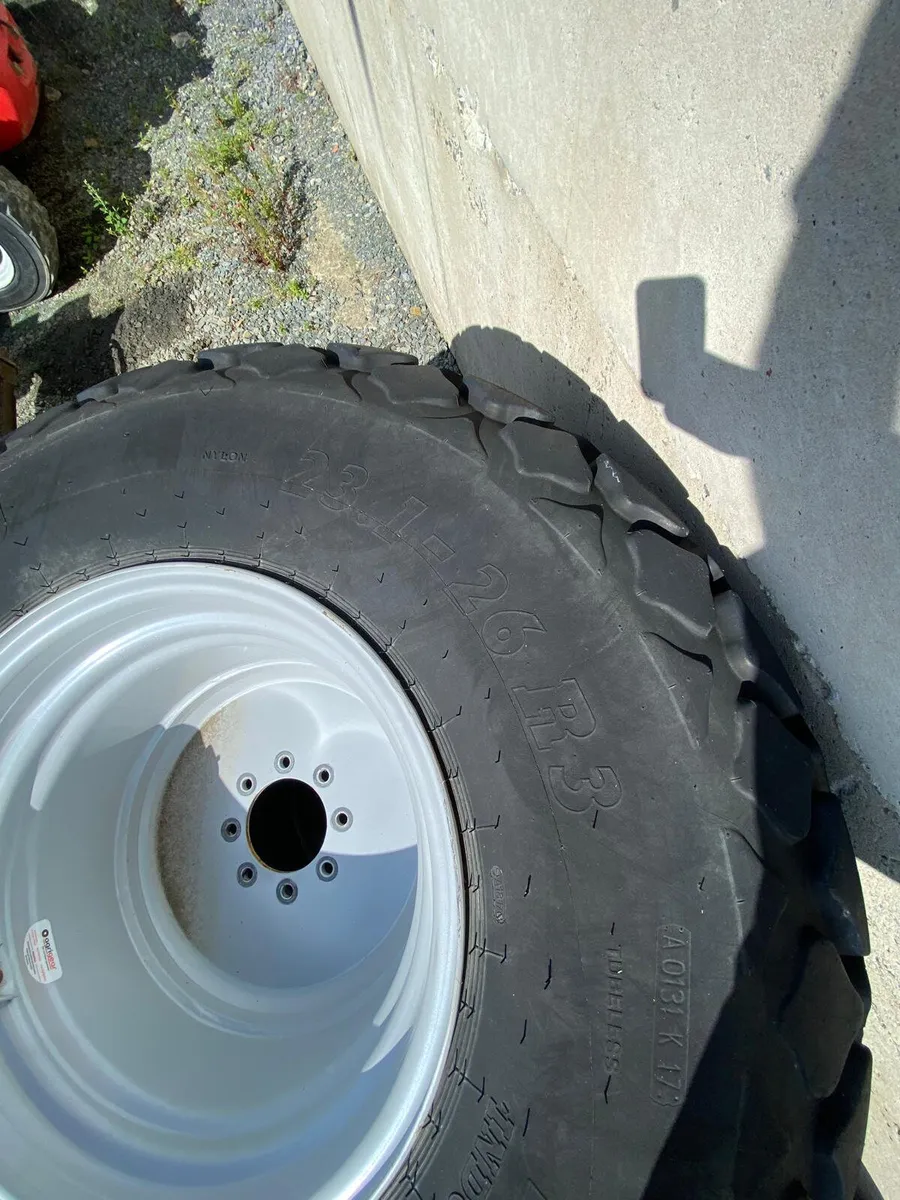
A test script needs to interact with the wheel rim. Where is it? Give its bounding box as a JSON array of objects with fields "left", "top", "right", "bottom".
[
  {"left": 0, "top": 243, "right": 15, "bottom": 291},
  {"left": 0, "top": 564, "right": 465, "bottom": 1198}
]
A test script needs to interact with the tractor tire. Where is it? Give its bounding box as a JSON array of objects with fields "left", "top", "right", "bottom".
[
  {"left": 0, "top": 166, "right": 57, "bottom": 310},
  {"left": 0, "top": 343, "right": 870, "bottom": 1200}
]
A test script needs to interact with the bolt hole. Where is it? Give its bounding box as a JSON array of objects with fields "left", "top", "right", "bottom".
[
  {"left": 317, "top": 856, "right": 338, "bottom": 881},
  {"left": 238, "top": 862, "right": 257, "bottom": 887},
  {"left": 238, "top": 773, "right": 256, "bottom": 795},
  {"left": 275, "top": 751, "right": 294, "bottom": 773},
  {"left": 332, "top": 807, "right": 353, "bottom": 831},
  {"left": 221, "top": 818, "right": 241, "bottom": 842},
  {"left": 314, "top": 763, "right": 333, "bottom": 787},
  {"left": 277, "top": 879, "right": 297, "bottom": 905}
]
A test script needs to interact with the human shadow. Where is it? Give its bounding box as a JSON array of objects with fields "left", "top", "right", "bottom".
[
  {"left": 634, "top": 0, "right": 900, "bottom": 882},
  {"left": 7, "top": 0, "right": 211, "bottom": 283}
]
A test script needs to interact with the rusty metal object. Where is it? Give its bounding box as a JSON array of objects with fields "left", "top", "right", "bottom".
[{"left": 0, "top": 348, "right": 16, "bottom": 435}]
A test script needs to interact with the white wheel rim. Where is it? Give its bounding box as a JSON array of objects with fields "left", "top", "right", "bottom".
[
  {"left": 0, "top": 564, "right": 465, "bottom": 1199},
  {"left": 0, "top": 243, "right": 15, "bottom": 291}
]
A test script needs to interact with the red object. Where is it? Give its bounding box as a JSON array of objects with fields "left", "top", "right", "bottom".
[{"left": 0, "top": 5, "right": 38, "bottom": 153}]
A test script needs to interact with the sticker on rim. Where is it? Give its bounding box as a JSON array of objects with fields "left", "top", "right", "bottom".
[{"left": 23, "top": 920, "right": 63, "bottom": 984}]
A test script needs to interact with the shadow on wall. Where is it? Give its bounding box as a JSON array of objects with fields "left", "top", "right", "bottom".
[
  {"left": 449, "top": 0, "right": 900, "bottom": 891},
  {"left": 634, "top": 0, "right": 900, "bottom": 883},
  {"left": 7, "top": 0, "right": 211, "bottom": 283}
]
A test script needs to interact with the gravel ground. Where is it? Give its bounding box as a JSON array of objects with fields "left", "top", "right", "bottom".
[{"left": 2, "top": 0, "right": 452, "bottom": 422}]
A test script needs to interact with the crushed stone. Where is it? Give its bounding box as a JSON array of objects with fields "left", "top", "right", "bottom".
[{"left": 3, "top": 0, "right": 453, "bottom": 421}]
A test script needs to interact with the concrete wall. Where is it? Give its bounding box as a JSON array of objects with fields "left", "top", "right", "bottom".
[{"left": 289, "top": 0, "right": 900, "bottom": 1182}]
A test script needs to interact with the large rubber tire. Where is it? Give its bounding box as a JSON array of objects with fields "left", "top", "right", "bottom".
[
  {"left": 0, "top": 343, "right": 870, "bottom": 1199},
  {"left": 0, "top": 166, "right": 58, "bottom": 311}
]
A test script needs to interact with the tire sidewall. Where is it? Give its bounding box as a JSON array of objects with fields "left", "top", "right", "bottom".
[{"left": 0, "top": 209, "right": 50, "bottom": 310}]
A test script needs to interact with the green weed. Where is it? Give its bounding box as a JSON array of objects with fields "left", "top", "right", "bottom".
[
  {"left": 185, "top": 95, "right": 301, "bottom": 271},
  {"left": 226, "top": 56, "right": 253, "bottom": 86},
  {"left": 223, "top": 90, "right": 248, "bottom": 122},
  {"left": 155, "top": 243, "right": 202, "bottom": 277},
  {"left": 84, "top": 181, "right": 131, "bottom": 238},
  {"left": 128, "top": 195, "right": 163, "bottom": 237},
  {"left": 79, "top": 225, "right": 103, "bottom": 272},
  {"left": 274, "top": 277, "right": 310, "bottom": 301},
  {"left": 197, "top": 92, "right": 253, "bottom": 172},
  {"left": 80, "top": 180, "right": 135, "bottom": 269}
]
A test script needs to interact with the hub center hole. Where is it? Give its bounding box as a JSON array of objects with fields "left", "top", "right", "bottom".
[{"left": 247, "top": 778, "right": 327, "bottom": 873}]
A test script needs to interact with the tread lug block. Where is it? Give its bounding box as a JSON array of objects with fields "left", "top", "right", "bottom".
[
  {"left": 197, "top": 345, "right": 327, "bottom": 376},
  {"left": 472, "top": 412, "right": 504, "bottom": 458},
  {"left": 806, "top": 797, "right": 870, "bottom": 956},
  {"left": 716, "top": 589, "right": 760, "bottom": 680},
  {"left": 77, "top": 361, "right": 226, "bottom": 402},
  {"left": 490, "top": 420, "right": 592, "bottom": 500},
  {"left": 812, "top": 1045, "right": 872, "bottom": 1200},
  {"left": 463, "top": 375, "right": 550, "bottom": 424},
  {"left": 3, "top": 403, "right": 81, "bottom": 444},
  {"left": 716, "top": 590, "right": 802, "bottom": 717},
  {"left": 642, "top": 633, "right": 712, "bottom": 746},
  {"left": 353, "top": 365, "right": 468, "bottom": 415},
  {"left": 628, "top": 528, "right": 715, "bottom": 639},
  {"left": 707, "top": 553, "right": 726, "bottom": 585},
  {"left": 593, "top": 452, "right": 689, "bottom": 536},
  {"left": 530, "top": 497, "right": 607, "bottom": 572},
  {"left": 326, "top": 342, "right": 418, "bottom": 370},
  {"left": 732, "top": 702, "right": 812, "bottom": 843},
  {"left": 196, "top": 343, "right": 283, "bottom": 369},
  {"left": 779, "top": 938, "right": 867, "bottom": 1099},
  {"left": 73, "top": 379, "right": 117, "bottom": 402},
  {"left": 723, "top": 827, "right": 790, "bottom": 940}
]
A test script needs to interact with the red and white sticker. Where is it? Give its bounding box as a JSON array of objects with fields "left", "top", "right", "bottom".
[{"left": 23, "top": 920, "right": 63, "bottom": 985}]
